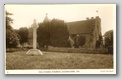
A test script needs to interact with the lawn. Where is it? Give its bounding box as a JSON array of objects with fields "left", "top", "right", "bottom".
[{"left": 6, "top": 51, "right": 113, "bottom": 70}]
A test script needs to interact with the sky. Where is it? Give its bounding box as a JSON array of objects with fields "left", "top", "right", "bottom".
[{"left": 5, "top": 4, "right": 116, "bottom": 35}]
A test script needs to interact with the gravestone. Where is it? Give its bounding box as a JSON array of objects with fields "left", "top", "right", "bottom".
[{"left": 26, "top": 19, "right": 43, "bottom": 56}]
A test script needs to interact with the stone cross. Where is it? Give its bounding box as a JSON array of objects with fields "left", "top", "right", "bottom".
[
  {"left": 26, "top": 19, "right": 43, "bottom": 56},
  {"left": 32, "top": 19, "right": 37, "bottom": 49}
]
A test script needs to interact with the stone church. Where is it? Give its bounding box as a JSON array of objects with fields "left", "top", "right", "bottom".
[
  {"left": 28, "top": 15, "right": 102, "bottom": 49},
  {"left": 67, "top": 16, "right": 102, "bottom": 49}
]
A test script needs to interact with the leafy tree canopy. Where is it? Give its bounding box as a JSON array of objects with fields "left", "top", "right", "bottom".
[
  {"left": 104, "top": 30, "right": 113, "bottom": 47},
  {"left": 17, "top": 27, "right": 29, "bottom": 44},
  {"left": 6, "top": 11, "right": 19, "bottom": 48},
  {"left": 37, "top": 18, "right": 69, "bottom": 48}
]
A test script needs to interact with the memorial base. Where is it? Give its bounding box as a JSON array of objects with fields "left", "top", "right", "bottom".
[{"left": 26, "top": 49, "right": 43, "bottom": 56}]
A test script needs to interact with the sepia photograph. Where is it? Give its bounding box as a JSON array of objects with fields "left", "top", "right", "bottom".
[{"left": 5, "top": 4, "right": 116, "bottom": 74}]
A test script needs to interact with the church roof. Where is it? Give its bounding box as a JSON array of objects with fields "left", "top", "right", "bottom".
[{"left": 67, "top": 19, "right": 95, "bottom": 34}]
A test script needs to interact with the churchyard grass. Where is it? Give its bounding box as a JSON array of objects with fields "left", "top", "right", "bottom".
[{"left": 6, "top": 51, "right": 113, "bottom": 70}]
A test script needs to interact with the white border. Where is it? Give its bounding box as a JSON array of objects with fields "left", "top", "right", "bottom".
[
  {"left": 5, "top": 69, "right": 116, "bottom": 74},
  {"left": 5, "top": 4, "right": 116, "bottom": 74}
]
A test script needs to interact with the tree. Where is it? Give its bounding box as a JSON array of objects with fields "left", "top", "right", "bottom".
[
  {"left": 17, "top": 27, "right": 29, "bottom": 44},
  {"left": 49, "top": 19, "right": 69, "bottom": 47},
  {"left": 96, "top": 35, "right": 102, "bottom": 48},
  {"left": 28, "top": 27, "right": 33, "bottom": 46},
  {"left": 6, "top": 11, "right": 13, "bottom": 29},
  {"left": 37, "top": 19, "right": 69, "bottom": 48},
  {"left": 104, "top": 30, "right": 113, "bottom": 54},
  {"left": 6, "top": 11, "right": 20, "bottom": 48},
  {"left": 104, "top": 30, "right": 113, "bottom": 48},
  {"left": 37, "top": 22, "right": 50, "bottom": 48}
]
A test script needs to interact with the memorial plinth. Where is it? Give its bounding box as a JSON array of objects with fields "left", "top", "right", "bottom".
[
  {"left": 26, "top": 19, "right": 43, "bottom": 56},
  {"left": 26, "top": 49, "right": 43, "bottom": 56}
]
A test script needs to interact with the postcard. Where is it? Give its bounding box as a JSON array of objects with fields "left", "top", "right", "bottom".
[{"left": 5, "top": 4, "right": 116, "bottom": 74}]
